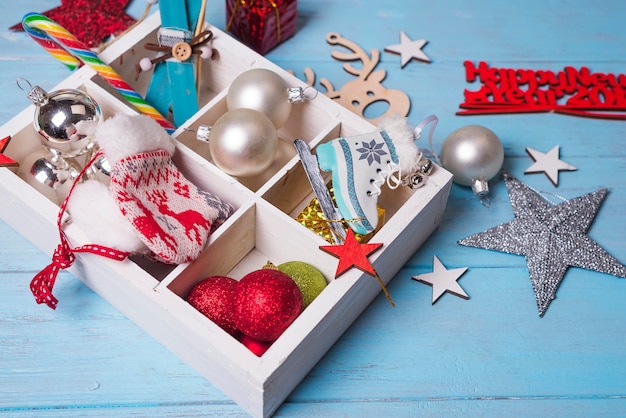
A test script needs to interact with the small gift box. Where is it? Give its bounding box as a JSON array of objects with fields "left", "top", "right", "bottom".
[{"left": 225, "top": 0, "right": 297, "bottom": 54}]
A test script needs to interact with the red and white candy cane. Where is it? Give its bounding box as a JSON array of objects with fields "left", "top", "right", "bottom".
[{"left": 21, "top": 12, "right": 176, "bottom": 134}]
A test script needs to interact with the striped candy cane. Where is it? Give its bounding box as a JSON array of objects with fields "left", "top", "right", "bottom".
[{"left": 21, "top": 12, "right": 176, "bottom": 133}]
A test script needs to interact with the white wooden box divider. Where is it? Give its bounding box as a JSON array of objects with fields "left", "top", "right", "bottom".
[{"left": 0, "top": 12, "right": 453, "bottom": 417}]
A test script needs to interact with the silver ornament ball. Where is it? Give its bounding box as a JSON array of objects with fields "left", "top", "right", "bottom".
[
  {"left": 29, "top": 86, "right": 102, "bottom": 157},
  {"left": 29, "top": 154, "right": 80, "bottom": 189},
  {"left": 227, "top": 68, "right": 291, "bottom": 129},
  {"left": 440, "top": 125, "right": 504, "bottom": 187},
  {"left": 209, "top": 108, "right": 278, "bottom": 177},
  {"left": 19, "top": 149, "right": 82, "bottom": 204}
]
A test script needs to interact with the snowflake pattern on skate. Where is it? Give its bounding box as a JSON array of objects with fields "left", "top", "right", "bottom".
[{"left": 356, "top": 139, "right": 387, "bottom": 165}]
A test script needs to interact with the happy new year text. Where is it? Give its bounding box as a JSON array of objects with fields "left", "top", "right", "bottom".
[{"left": 458, "top": 61, "right": 626, "bottom": 119}]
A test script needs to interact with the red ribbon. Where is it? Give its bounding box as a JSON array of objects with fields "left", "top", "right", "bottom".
[{"left": 30, "top": 150, "right": 130, "bottom": 310}]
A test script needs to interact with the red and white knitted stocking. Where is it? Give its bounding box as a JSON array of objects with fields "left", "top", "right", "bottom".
[{"left": 109, "top": 149, "right": 234, "bottom": 264}]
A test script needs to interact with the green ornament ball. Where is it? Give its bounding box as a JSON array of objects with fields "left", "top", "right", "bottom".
[{"left": 278, "top": 261, "right": 327, "bottom": 308}]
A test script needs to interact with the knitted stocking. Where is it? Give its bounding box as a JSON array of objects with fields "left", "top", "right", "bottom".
[{"left": 109, "top": 149, "right": 234, "bottom": 264}]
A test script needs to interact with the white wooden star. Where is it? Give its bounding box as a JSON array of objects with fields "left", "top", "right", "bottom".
[
  {"left": 384, "top": 31, "right": 431, "bottom": 67},
  {"left": 412, "top": 256, "right": 469, "bottom": 304},
  {"left": 525, "top": 145, "right": 577, "bottom": 186}
]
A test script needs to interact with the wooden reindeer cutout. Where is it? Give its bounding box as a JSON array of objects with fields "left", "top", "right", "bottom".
[{"left": 299, "top": 33, "right": 410, "bottom": 124}]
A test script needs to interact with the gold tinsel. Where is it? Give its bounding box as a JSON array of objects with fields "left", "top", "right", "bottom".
[{"left": 296, "top": 186, "right": 385, "bottom": 244}]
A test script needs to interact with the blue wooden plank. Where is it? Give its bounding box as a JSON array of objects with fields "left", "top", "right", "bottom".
[
  {"left": 2, "top": 0, "right": 626, "bottom": 416},
  {"left": 146, "top": 0, "right": 202, "bottom": 126}
]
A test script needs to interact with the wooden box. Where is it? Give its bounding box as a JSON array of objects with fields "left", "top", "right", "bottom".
[{"left": 0, "top": 12, "right": 452, "bottom": 417}]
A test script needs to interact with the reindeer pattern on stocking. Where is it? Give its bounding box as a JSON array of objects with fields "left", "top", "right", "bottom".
[
  {"left": 116, "top": 189, "right": 179, "bottom": 260},
  {"left": 147, "top": 187, "right": 212, "bottom": 246},
  {"left": 110, "top": 149, "right": 234, "bottom": 264}
]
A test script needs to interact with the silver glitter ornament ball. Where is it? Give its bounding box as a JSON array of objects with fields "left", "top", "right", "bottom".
[
  {"left": 27, "top": 85, "right": 102, "bottom": 157},
  {"left": 440, "top": 125, "right": 504, "bottom": 190},
  {"left": 209, "top": 108, "right": 278, "bottom": 177},
  {"left": 227, "top": 68, "right": 291, "bottom": 129}
]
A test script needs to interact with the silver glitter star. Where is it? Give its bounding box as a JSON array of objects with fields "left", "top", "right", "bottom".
[
  {"left": 525, "top": 145, "right": 577, "bottom": 186},
  {"left": 384, "top": 31, "right": 430, "bottom": 67},
  {"left": 459, "top": 173, "right": 626, "bottom": 317},
  {"left": 412, "top": 256, "right": 469, "bottom": 304}
]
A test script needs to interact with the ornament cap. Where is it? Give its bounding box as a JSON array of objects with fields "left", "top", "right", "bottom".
[
  {"left": 471, "top": 178, "right": 492, "bottom": 207},
  {"left": 471, "top": 178, "right": 489, "bottom": 196},
  {"left": 27, "top": 85, "right": 50, "bottom": 106},
  {"left": 17, "top": 78, "right": 49, "bottom": 106},
  {"left": 196, "top": 125, "right": 211, "bottom": 143},
  {"left": 287, "top": 86, "right": 318, "bottom": 104}
]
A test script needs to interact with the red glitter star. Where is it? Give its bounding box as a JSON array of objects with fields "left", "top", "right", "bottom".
[
  {"left": 10, "top": 0, "right": 136, "bottom": 48},
  {"left": 0, "top": 136, "right": 18, "bottom": 168},
  {"left": 319, "top": 229, "right": 383, "bottom": 278}
]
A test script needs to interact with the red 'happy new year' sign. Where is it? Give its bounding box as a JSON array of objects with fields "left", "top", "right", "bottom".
[{"left": 458, "top": 61, "right": 626, "bottom": 120}]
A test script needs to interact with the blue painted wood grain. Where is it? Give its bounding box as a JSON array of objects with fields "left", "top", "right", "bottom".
[{"left": 2, "top": 0, "right": 626, "bottom": 416}]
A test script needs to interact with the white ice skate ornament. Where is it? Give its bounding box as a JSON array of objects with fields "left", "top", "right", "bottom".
[{"left": 297, "top": 114, "right": 437, "bottom": 236}]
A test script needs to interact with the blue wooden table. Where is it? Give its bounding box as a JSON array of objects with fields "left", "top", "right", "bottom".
[{"left": 2, "top": 1, "right": 626, "bottom": 416}]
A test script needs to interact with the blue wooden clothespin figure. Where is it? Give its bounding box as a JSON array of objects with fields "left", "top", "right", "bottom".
[{"left": 137, "top": 0, "right": 214, "bottom": 127}]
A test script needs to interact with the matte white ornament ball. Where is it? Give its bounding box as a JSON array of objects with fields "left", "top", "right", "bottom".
[
  {"left": 227, "top": 68, "right": 291, "bottom": 128},
  {"left": 440, "top": 125, "right": 503, "bottom": 194},
  {"left": 209, "top": 108, "right": 278, "bottom": 177}
]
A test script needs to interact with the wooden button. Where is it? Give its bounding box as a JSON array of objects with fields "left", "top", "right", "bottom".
[{"left": 172, "top": 42, "right": 192, "bottom": 61}]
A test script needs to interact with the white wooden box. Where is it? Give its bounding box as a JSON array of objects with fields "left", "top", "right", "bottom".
[{"left": 0, "top": 12, "right": 452, "bottom": 417}]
